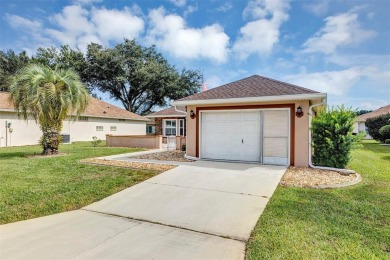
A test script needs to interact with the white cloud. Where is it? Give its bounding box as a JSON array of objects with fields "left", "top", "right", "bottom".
[
  {"left": 4, "top": 14, "right": 42, "bottom": 31},
  {"left": 168, "top": 0, "right": 186, "bottom": 7},
  {"left": 146, "top": 7, "right": 229, "bottom": 63},
  {"left": 184, "top": 4, "right": 198, "bottom": 17},
  {"left": 284, "top": 67, "right": 364, "bottom": 95},
  {"left": 304, "top": 0, "right": 329, "bottom": 16},
  {"left": 233, "top": 0, "right": 290, "bottom": 59},
  {"left": 44, "top": 5, "right": 144, "bottom": 51},
  {"left": 91, "top": 7, "right": 144, "bottom": 42},
  {"left": 72, "top": 0, "right": 102, "bottom": 5},
  {"left": 303, "top": 12, "right": 375, "bottom": 54},
  {"left": 217, "top": 2, "right": 233, "bottom": 12}
]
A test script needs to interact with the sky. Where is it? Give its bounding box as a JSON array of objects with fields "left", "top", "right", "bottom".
[{"left": 0, "top": 0, "right": 389, "bottom": 110}]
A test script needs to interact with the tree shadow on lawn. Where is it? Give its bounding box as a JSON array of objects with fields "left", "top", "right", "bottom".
[
  {"left": 358, "top": 142, "right": 389, "bottom": 154},
  {"left": 0, "top": 151, "right": 32, "bottom": 160},
  {"left": 264, "top": 184, "right": 389, "bottom": 256}
]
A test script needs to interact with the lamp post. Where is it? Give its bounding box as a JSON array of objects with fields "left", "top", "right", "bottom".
[{"left": 5, "top": 121, "right": 12, "bottom": 147}]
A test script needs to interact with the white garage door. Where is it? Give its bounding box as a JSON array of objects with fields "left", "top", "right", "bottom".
[{"left": 201, "top": 109, "right": 289, "bottom": 165}]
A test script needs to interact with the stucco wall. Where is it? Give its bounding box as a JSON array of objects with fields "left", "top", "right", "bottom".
[
  {"left": 106, "top": 135, "right": 162, "bottom": 149},
  {"left": 185, "top": 100, "right": 314, "bottom": 166},
  {"left": 0, "top": 111, "right": 146, "bottom": 147}
]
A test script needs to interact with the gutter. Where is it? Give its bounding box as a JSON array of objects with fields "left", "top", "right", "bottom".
[
  {"left": 308, "top": 96, "right": 355, "bottom": 174},
  {"left": 173, "top": 93, "right": 326, "bottom": 106}
]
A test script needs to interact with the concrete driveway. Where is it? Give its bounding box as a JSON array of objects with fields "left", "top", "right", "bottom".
[{"left": 0, "top": 160, "right": 286, "bottom": 259}]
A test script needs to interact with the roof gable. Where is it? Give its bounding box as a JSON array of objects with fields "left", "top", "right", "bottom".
[
  {"left": 146, "top": 106, "right": 186, "bottom": 117},
  {"left": 358, "top": 105, "right": 390, "bottom": 122},
  {"left": 0, "top": 92, "right": 147, "bottom": 121},
  {"left": 176, "top": 75, "right": 320, "bottom": 102}
]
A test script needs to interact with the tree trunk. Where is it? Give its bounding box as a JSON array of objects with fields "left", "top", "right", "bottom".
[{"left": 41, "top": 127, "right": 60, "bottom": 155}]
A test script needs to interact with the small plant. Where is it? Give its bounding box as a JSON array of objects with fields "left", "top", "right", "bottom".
[
  {"left": 181, "top": 144, "right": 186, "bottom": 151},
  {"left": 91, "top": 136, "right": 102, "bottom": 147},
  {"left": 379, "top": 125, "right": 390, "bottom": 142}
]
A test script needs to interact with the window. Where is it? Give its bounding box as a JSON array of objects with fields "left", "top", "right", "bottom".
[
  {"left": 146, "top": 125, "right": 155, "bottom": 134},
  {"left": 78, "top": 116, "right": 88, "bottom": 121},
  {"left": 96, "top": 126, "right": 103, "bottom": 131},
  {"left": 110, "top": 126, "right": 117, "bottom": 131},
  {"left": 164, "top": 120, "right": 176, "bottom": 136},
  {"left": 179, "top": 119, "right": 185, "bottom": 136}
]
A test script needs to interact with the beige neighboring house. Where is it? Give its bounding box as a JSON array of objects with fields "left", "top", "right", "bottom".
[
  {"left": 0, "top": 92, "right": 148, "bottom": 147},
  {"left": 353, "top": 105, "right": 390, "bottom": 139},
  {"left": 172, "top": 75, "right": 327, "bottom": 167}
]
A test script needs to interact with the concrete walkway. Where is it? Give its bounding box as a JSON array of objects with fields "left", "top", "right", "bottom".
[{"left": 0, "top": 160, "right": 286, "bottom": 260}]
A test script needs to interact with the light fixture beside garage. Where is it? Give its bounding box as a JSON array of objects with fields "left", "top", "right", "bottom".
[
  {"left": 190, "top": 110, "right": 196, "bottom": 119},
  {"left": 296, "top": 106, "right": 304, "bottom": 118}
]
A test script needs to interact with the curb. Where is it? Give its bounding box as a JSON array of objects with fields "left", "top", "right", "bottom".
[{"left": 316, "top": 173, "right": 362, "bottom": 189}]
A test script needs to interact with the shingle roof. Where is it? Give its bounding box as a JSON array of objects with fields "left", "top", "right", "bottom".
[
  {"left": 176, "top": 75, "right": 320, "bottom": 102},
  {"left": 357, "top": 105, "right": 390, "bottom": 122},
  {"left": 146, "top": 106, "right": 186, "bottom": 117},
  {"left": 0, "top": 92, "right": 147, "bottom": 121}
]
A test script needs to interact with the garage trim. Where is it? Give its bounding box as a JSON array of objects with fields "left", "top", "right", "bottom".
[{"left": 196, "top": 104, "right": 295, "bottom": 166}]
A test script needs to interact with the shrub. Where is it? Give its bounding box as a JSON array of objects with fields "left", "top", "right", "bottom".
[
  {"left": 366, "top": 114, "right": 390, "bottom": 142},
  {"left": 379, "top": 125, "right": 390, "bottom": 141},
  {"left": 312, "top": 106, "right": 358, "bottom": 169},
  {"left": 91, "top": 136, "right": 102, "bottom": 147},
  {"left": 385, "top": 139, "right": 390, "bottom": 144}
]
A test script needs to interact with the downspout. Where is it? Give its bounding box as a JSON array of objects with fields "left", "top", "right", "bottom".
[{"left": 308, "top": 97, "right": 355, "bottom": 174}]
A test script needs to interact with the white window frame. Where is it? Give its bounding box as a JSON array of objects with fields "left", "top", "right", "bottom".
[
  {"left": 163, "top": 119, "right": 177, "bottom": 136},
  {"left": 110, "top": 126, "right": 117, "bottom": 131},
  {"left": 96, "top": 126, "right": 104, "bottom": 131},
  {"left": 146, "top": 125, "right": 156, "bottom": 134},
  {"left": 179, "top": 119, "right": 185, "bottom": 136}
]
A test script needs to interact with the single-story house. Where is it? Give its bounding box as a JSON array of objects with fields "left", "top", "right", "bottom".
[
  {"left": 353, "top": 105, "right": 390, "bottom": 139},
  {"left": 172, "top": 75, "right": 327, "bottom": 167},
  {"left": 0, "top": 91, "right": 148, "bottom": 147},
  {"left": 146, "top": 106, "right": 186, "bottom": 149}
]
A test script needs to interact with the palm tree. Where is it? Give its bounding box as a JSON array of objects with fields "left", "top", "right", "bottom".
[{"left": 9, "top": 64, "right": 89, "bottom": 155}]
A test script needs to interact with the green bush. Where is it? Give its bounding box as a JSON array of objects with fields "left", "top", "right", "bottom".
[
  {"left": 91, "top": 136, "right": 102, "bottom": 147},
  {"left": 312, "top": 106, "right": 357, "bottom": 168},
  {"left": 379, "top": 125, "right": 390, "bottom": 141},
  {"left": 385, "top": 139, "right": 390, "bottom": 144},
  {"left": 366, "top": 114, "right": 390, "bottom": 142}
]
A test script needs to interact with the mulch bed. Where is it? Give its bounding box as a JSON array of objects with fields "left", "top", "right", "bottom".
[
  {"left": 80, "top": 158, "right": 176, "bottom": 172},
  {"left": 280, "top": 166, "right": 358, "bottom": 188},
  {"left": 132, "top": 150, "right": 194, "bottom": 162}
]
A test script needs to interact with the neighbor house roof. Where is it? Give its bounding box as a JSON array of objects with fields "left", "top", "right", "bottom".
[
  {"left": 0, "top": 92, "right": 147, "bottom": 121},
  {"left": 357, "top": 105, "right": 390, "bottom": 122},
  {"left": 173, "top": 75, "right": 326, "bottom": 106},
  {"left": 146, "top": 106, "right": 186, "bottom": 118}
]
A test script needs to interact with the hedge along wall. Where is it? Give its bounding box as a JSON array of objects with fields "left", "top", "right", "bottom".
[{"left": 311, "top": 106, "right": 357, "bottom": 169}]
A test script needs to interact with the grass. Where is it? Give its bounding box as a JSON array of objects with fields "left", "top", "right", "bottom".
[
  {"left": 0, "top": 142, "right": 162, "bottom": 224},
  {"left": 246, "top": 140, "right": 390, "bottom": 259}
]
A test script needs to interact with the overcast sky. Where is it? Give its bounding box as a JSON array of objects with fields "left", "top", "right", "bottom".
[{"left": 1, "top": 0, "right": 389, "bottom": 110}]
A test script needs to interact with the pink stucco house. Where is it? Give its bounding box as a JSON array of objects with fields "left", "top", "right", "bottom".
[{"left": 172, "top": 75, "right": 326, "bottom": 167}]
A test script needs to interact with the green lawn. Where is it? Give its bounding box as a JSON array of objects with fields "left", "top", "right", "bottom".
[
  {"left": 0, "top": 142, "right": 161, "bottom": 224},
  {"left": 246, "top": 140, "right": 390, "bottom": 259}
]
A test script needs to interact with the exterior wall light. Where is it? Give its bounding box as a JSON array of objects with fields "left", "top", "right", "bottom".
[
  {"left": 296, "top": 106, "right": 304, "bottom": 118},
  {"left": 190, "top": 110, "right": 196, "bottom": 119}
]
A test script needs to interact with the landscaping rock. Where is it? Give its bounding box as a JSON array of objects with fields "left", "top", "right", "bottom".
[
  {"left": 132, "top": 150, "right": 194, "bottom": 162},
  {"left": 80, "top": 158, "right": 176, "bottom": 172}
]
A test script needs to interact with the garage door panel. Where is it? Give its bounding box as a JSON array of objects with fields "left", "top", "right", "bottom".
[
  {"left": 263, "top": 138, "right": 288, "bottom": 157},
  {"left": 263, "top": 110, "right": 289, "bottom": 137}
]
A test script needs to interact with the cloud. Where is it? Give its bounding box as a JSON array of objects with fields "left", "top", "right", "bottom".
[
  {"left": 217, "top": 2, "right": 233, "bottom": 12},
  {"left": 233, "top": 0, "right": 290, "bottom": 59},
  {"left": 45, "top": 5, "right": 144, "bottom": 51},
  {"left": 91, "top": 7, "right": 144, "bottom": 42},
  {"left": 4, "top": 14, "right": 42, "bottom": 31},
  {"left": 146, "top": 7, "right": 229, "bottom": 63},
  {"left": 304, "top": 0, "right": 329, "bottom": 16},
  {"left": 168, "top": 0, "right": 186, "bottom": 7},
  {"left": 302, "top": 12, "right": 375, "bottom": 54},
  {"left": 284, "top": 67, "right": 364, "bottom": 95},
  {"left": 72, "top": 0, "right": 102, "bottom": 5}
]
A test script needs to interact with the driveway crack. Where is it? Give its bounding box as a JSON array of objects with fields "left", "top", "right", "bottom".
[{"left": 81, "top": 208, "right": 247, "bottom": 243}]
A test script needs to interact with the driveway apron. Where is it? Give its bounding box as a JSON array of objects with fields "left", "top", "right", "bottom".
[{"left": 0, "top": 160, "right": 286, "bottom": 259}]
